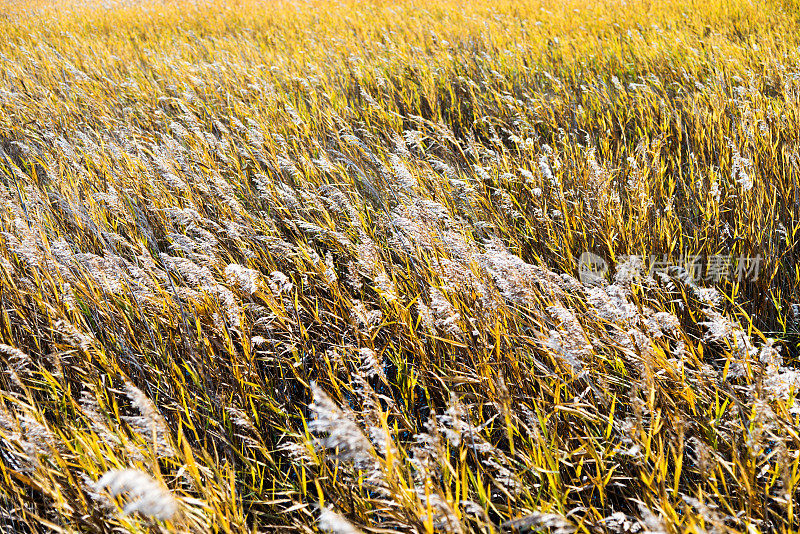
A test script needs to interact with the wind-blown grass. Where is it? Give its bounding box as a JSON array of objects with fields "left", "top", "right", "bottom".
[{"left": 0, "top": 0, "right": 799, "bottom": 532}]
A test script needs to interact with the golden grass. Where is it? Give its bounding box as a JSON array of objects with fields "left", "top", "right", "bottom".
[{"left": 0, "top": 0, "right": 798, "bottom": 532}]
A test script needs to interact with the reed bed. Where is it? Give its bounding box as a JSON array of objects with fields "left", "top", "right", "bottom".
[{"left": 0, "top": 0, "right": 799, "bottom": 532}]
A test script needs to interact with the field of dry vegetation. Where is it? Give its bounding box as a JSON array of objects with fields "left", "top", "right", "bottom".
[{"left": 1, "top": 0, "right": 800, "bottom": 532}]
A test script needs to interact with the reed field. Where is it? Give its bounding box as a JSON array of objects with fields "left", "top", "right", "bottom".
[{"left": 1, "top": 0, "right": 800, "bottom": 531}]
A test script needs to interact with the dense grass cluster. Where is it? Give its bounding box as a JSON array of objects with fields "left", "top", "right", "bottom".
[{"left": 0, "top": 0, "right": 799, "bottom": 532}]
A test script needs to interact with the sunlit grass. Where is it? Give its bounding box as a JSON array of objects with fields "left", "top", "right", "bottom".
[{"left": 0, "top": 0, "right": 798, "bottom": 532}]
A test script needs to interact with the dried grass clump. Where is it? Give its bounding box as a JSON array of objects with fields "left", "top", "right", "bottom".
[
  {"left": 94, "top": 469, "right": 179, "bottom": 520},
  {"left": 0, "top": 0, "right": 799, "bottom": 532}
]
